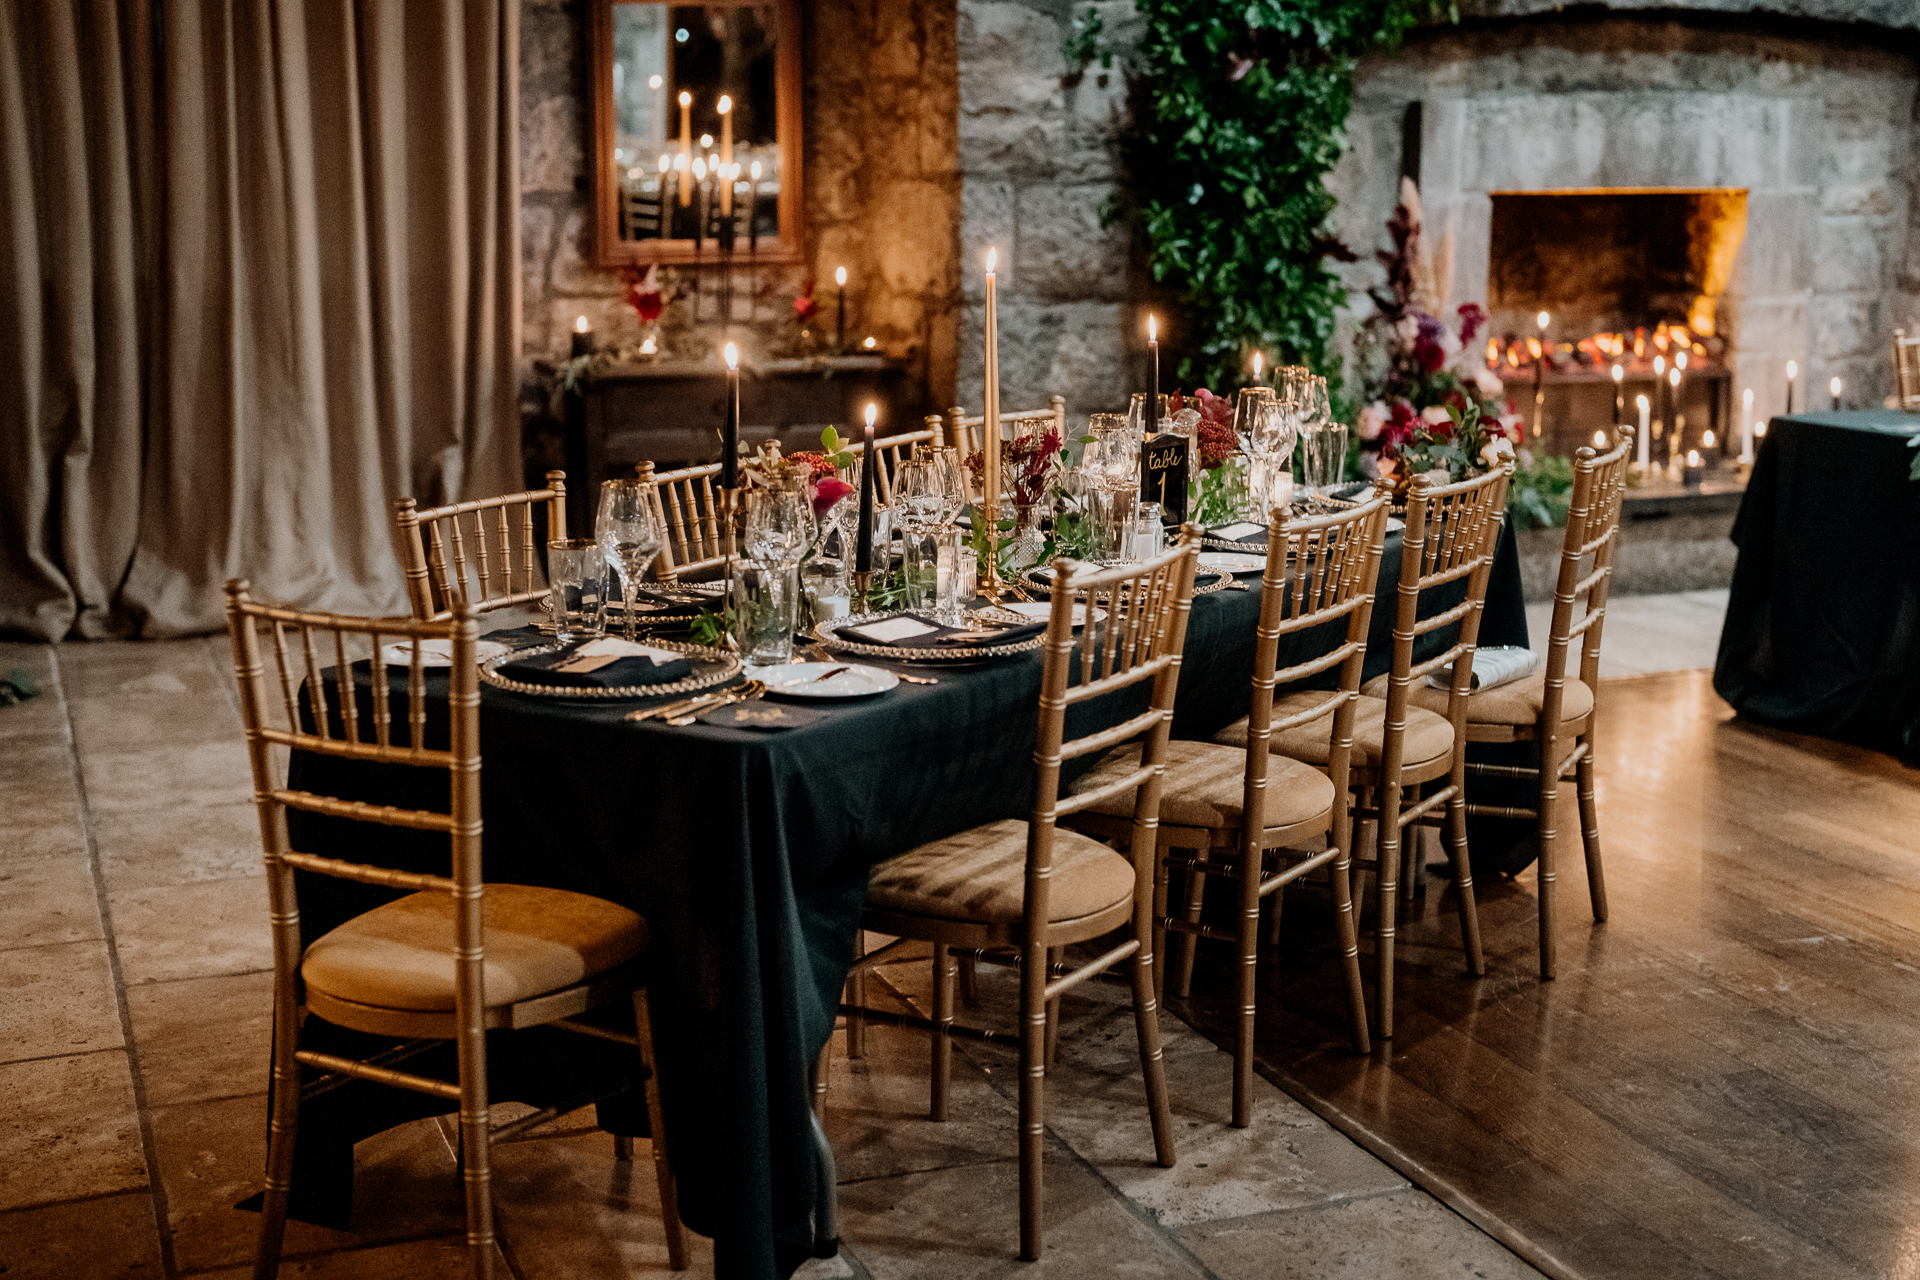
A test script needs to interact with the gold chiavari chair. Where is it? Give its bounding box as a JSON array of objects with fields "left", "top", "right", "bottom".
[
  {"left": 392, "top": 473, "right": 567, "bottom": 621},
  {"left": 1069, "top": 498, "right": 1387, "bottom": 1125},
  {"left": 842, "top": 422, "right": 942, "bottom": 504},
  {"left": 945, "top": 397, "right": 1068, "bottom": 496},
  {"left": 1372, "top": 440, "right": 1630, "bottom": 979},
  {"left": 1233, "top": 467, "right": 1510, "bottom": 1038},
  {"left": 1894, "top": 329, "right": 1920, "bottom": 410},
  {"left": 636, "top": 460, "right": 727, "bottom": 582},
  {"left": 844, "top": 532, "right": 1201, "bottom": 1260},
  {"left": 224, "top": 584, "right": 687, "bottom": 1279}
]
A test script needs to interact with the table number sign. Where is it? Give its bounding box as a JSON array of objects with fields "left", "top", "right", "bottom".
[{"left": 1141, "top": 434, "right": 1190, "bottom": 525}]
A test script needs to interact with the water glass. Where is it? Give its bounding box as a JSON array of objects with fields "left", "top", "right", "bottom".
[
  {"left": 1090, "top": 484, "right": 1137, "bottom": 561},
  {"left": 1301, "top": 421, "right": 1352, "bottom": 501},
  {"left": 547, "top": 539, "right": 608, "bottom": 643},
  {"left": 730, "top": 558, "right": 799, "bottom": 666},
  {"left": 596, "top": 479, "right": 665, "bottom": 642},
  {"left": 802, "top": 558, "right": 850, "bottom": 624},
  {"left": 744, "top": 479, "right": 815, "bottom": 565}
]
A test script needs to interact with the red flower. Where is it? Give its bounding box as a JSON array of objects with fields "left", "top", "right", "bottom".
[
  {"left": 784, "top": 450, "right": 839, "bottom": 480},
  {"left": 810, "top": 478, "right": 854, "bottom": 515},
  {"left": 793, "top": 279, "right": 818, "bottom": 321},
  {"left": 619, "top": 264, "right": 663, "bottom": 323},
  {"left": 1415, "top": 336, "right": 1446, "bottom": 372},
  {"left": 1456, "top": 302, "right": 1487, "bottom": 346},
  {"left": 1197, "top": 420, "right": 1240, "bottom": 469}
]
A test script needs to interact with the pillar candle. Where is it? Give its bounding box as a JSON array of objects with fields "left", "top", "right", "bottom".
[
  {"left": 748, "top": 160, "right": 762, "bottom": 254},
  {"left": 717, "top": 96, "right": 733, "bottom": 217},
  {"left": 983, "top": 250, "right": 1001, "bottom": 520},
  {"left": 1611, "top": 363, "right": 1624, "bottom": 425},
  {"left": 721, "top": 344, "right": 741, "bottom": 490},
  {"left": 1668, "top": 367, "right": 1683, "bottom": 465},
  {"left": 1148, "top": 315, "right": 1160, "bottom": 435},
  {"left": 678, "top": 92, "right": 693, "bottom": 207},
  {"left": 1636, "top": 395, "right": 1650, "bottom": 470},
  {"left": 571, "top": 315, "right": 592, "bottom": 359},
  {"left": 856, "top": 403, "right": 878, "bottom": 572}
]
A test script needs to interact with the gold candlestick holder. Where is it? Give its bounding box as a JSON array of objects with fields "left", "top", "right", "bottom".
[
  {"left": 975, "top": 496, "right": 1010, "bottom": 602},
  {"left": 851, "top": 569, "right": 874, "bottom": 613},
  {"left": 717, "top": 487, "right": 744, "bottom": 651}
]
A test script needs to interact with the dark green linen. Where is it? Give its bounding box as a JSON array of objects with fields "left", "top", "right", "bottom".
[
  {"left": 283, "top": 519, "right": 1528, "bottom": 1279},
  {"left": 1715, "top": 411, "right": 1920, "bottom": 764}
]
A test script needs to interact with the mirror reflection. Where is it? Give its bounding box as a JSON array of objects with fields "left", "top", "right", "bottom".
[{"left": 610, "top": 2, "right": 780, "bottom": 245}]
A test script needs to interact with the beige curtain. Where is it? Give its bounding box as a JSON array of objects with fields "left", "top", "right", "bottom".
[{"left": 1, "top": 0, "right": 520, "bottom": 640}]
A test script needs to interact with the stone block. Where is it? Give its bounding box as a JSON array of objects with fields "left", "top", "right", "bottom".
[
  {"left": 958, "top": 2, "right": 1067, "bottom": 178},
  {"left": 1813, "top": 220, "right": 1887, "bottom": 294},
  {"left": 1044, "top": 304, "right": 1130, "bottom": 414},
  {"left": 1737, "top": 192, "right": 1816, "bottom": 299},
  {"left": 518, "top": 0, "right": 579, "bottom": 103},
  {"left": 1016, "top": 182, "right": 1127, "bottom": 304},
  {"left": 520, "top": 92, "right": 583, "bottom": 197},
  {"left": 520, "top": 200, "right": 555, "bottom": 305},
  {"left": 1810, "top": 294, "right": 1884, "bottom": 361},
  {"left": 871, "top": 180, "right": 959, "bottom": 298},
  {"left": 1821, "top": 185, "right": 1896, "bottom": 219},
  {"left": 961, "top": 178, "right": 1015, "bottom": 300}
]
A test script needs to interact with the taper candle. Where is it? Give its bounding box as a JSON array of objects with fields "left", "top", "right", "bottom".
[
  {"left": 1252, "top": 351, "right": 1264, "bottom": 385},
  {"left": 571, "top": 314, "right": 592, "bottom": 359},
  {"left": 1740, "top": 388, "right": 1755, "bottom": 463},
  {"left": 721, "top": 343, "right": 741, "bottom": 490},
  {"left": 1636, "top": 394, "right": 1651, "bottom": 470},
  {"left": 1668, "top": 366, "right": 1683, "bottom": 466},
  {"left": 717, "top": 96, "right": 733, "bottom": 217},
  {"left": 856, "top": 403, "right": 878, "bottom": 573},
  {"left": 678, "top": 92, "right": 693, "bottom": 206},
  {"left": 835, "top": 267, "right": 847, "bottom": 352},
  {"left": 1786, "top": 360, "right": 1798, "bottom": 414},
  {"left": 1148, "top": 315, "right": 1160, "bottom": 435},
  {"left": 983, "top": 250, "right": 1001, "bottom": 522},
  {"left": 1611, "top": 362, "right": 1625, "bottom": 424},
  {"left": 1830, "top": 376, "right": 1843, "bottom": 410},
  {"left": 1533, "top": 311, "right": 1549, "bottom": 438}
]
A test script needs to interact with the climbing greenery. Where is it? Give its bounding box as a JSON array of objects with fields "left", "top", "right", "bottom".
[{"left": 1109, "top": 1, "right": 1454, "bottom": 395}]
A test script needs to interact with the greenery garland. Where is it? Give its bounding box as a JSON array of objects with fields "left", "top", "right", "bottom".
[{"left": 1098, "top": 1, "right": 1453, "bottom": 396}]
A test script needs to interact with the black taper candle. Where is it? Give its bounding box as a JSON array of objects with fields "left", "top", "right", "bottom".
[
  {"left": 856, "top": 404, "right": 877, "bottom": 572},
  {"left": 1148, "top": 315, "right": 1160, "bottom": 436},
  {"left": 721, "top": 344, "right": 740, "bottom": 490}
]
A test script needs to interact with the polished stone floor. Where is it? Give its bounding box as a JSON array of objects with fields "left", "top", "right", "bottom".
[{"left": 0, "top": 589, "right": 1728, "bottom": 1277}]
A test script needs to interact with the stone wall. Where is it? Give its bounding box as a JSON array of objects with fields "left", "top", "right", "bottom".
[
  {"left": 1328, "top": 15, "right": 1920, "bottom": 417},
  {"left": 519, "top": 0, "right": 962, "bottom": 457},
  {"left": 956, "top": 0, "right": 1147, "bottom": 419}
]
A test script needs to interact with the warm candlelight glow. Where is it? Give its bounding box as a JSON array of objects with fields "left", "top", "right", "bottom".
[
  {"left": 1703, "top": 430, "right": 1716, "bottom": 447},
  {"left": 985, "top": 247, "right": 997, "bottom": 274},
  {"left": 675, "top": 153, "right": 689, "bottom": 172},
  {"left": 750, "top": 160, "right": 762, "bottom": 180},
  {"left": 1149, "top": 314, "right": 1158, "bottom": 342},
  {"left": 658, "top": 154, "right": 670, "bottom": 173},
  {"left": 1830, "top": 376, "right": 1843, "bottom": 396},
  {"left": 1252, "top": 352, "right": 1263, "bottom": 380},
  {"left": 1669, "top": 367, "right": 1681, "bottom": 388},
  {"left": 1787, "top": 360, "right": 1798, "bottom": 379},
  {"left": 1654, "top": 355, "right": 1665, "bottom": 376},
  {"left": 723, "top": 342, "right": 739, "bottom": 370},
  {"left": 1526, "top": 337, "right": 1542, "bottom": 360},
  {"left": 649, "top": 74, "right": 663, "bottom": 90},
  {"left": 1686, "top": 449, "right": 1702, "bottom": 466},
  {"left": 1537, "top": 311, "right": 1550, "bottom": 330},
  {"left": 640, "top": 335, "right": 656, "bottom": 354},
  {"left": 692, "top": 158, "right": 706, "bottom": 180},
  {"left": 1636, "top": 394, "right": 1650, "bottom": 411},
  {"left": 1743, "top": 388, "right": 1754, "bottom": 409},
  {"left": 1611, "top": 363, "right": 1624, "bottom": 383},
  {"left": 574, "top": 315, "right": 590, "bottom": 334},
  {"left": 680, "top": 89, "right": 691, "bottom": 106},
  {"left": 1594, "top": 430, "right": 1608, "bottom": 446},
  {"left": 865, "top": 403, "right": 878, "bottom": 429},
  {"left": 717, "top": 95, "right": 732, "bottom": 115},
  {"left": 1755, "top": 419, "right": 1767, "bottom": 438},
  {"left": 699, "top": 134, "right": 713, "bottom": 150},
  {"left": 1675, "top": 350, "right": 1688, "bottom": 370},
  {"left": 863, "top": 336, "right": 876, "bottom": 349},
  {"left": 835, "top": 267, "right": 847, "bottom": 287}
]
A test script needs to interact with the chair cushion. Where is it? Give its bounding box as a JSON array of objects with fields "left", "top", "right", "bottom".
[
  {"left": 866, "top": 819, "right": 1135, "bottom": 925},
  {"left": 1361, "top": 666, "right": 1595, "bottom": 728},
  {"left": 1069, "top": 740, "right": 1334, "bottom": 831},
  {"left": 1213, "top": 692, "right": 1453, "bottom": 769},
  {"left": 302, "top": 884, "right": 646, "bottom": 1012}
]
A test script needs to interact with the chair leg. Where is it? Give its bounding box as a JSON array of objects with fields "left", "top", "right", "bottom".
[
  {"left": 959, "top": 953, "right": 980, "bottom": 1005},
  {"left": 1536, "top": 731, "right": 1560, "bottom": 980},
  {"left": 614, "top": 1134, "right": 633, "bottom": 1162},
  {"left": 845, "top": 929, "right": 866, "bottom": 1059},
  {"left": 1576, "top": 740, "right": 1608, "bottom": 922},
  {"left": 1232, "top": 840, "right": 1260, "bottom": 1128},
  {"left": 1443, "top": 767, "right": 1485, "bottom": 978},
  {"left": 1044, "top": 947, "right": 1064, "bottom": 1069},
  {"left": 1017, "top": 937, "right": 1048, "bottom": 1261},
  {"left": 1262, "top": 879, "right": 1285, "bottom": 948},
  {"left": 1327, "top": 820, "right": 1371, "bottom": 1055},
  {"left": 1374, "top": 787, "right": 1404, "bottom": 1040},
  {"left": 632, "top": 988, "right": 690, "bottom": 1271},
  {"left": 1171, "top": 849, "right": 1210, "bottom": 999},
  {"left": 1151, "top": 846, "right": 1172, "bottom": 1005},
  {"left": 455, "top": 1003, "right": 495, "bottom": 1279},
  {"left": 931, "top": 942, "right": 955, "bottom": 1122},
  {"left": 251, "top": 999, "right": 303, "bottom": 1280},
  {"left": 1128, "top": 873, "right": 1177, "bottom": 1168}
]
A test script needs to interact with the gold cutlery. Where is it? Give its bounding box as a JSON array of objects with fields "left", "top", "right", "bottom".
[
  {"left": 625, "top": 679, "right": 762, "bottom": 724},
  {"left": 666, "top": 681, "right": 766, "bottom": 726},
  {"left": 893, "top": 672, "right": 938, "bottom": 685}
]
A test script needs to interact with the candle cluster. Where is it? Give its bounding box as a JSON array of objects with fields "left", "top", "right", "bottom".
[{"left": 1487, "top": 319, "right": 1718, "bottom": 377}]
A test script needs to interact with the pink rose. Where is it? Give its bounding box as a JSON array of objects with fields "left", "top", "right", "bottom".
[
  {"left": 810, "top": 477, "right": 854, "bottom": 515},
  {"left": 1358, "top": 401, "right": 1389, "bottom": 441}
]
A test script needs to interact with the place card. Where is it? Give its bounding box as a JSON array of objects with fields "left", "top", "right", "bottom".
[
  {"left": 1210, "top": 521, "right": 1267, "bottom": 542},
  {"left": 840, "top": 615, "right": 941, "bottom": 645},
  {"left": 1141, "top": 434, "right": 1190, "bottom": 524}
]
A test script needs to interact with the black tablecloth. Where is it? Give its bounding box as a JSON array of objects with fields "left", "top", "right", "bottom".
[
  {"left": 1714, "top": 411, "right": 1920, "bottom": 764},
  {"left": 283, "top": 519, "right": 1528, "bottom": 1279}
]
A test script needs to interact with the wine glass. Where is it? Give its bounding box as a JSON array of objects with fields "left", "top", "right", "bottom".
[
  {"left": 930, "top": 446, "right": 967, "bottom": 527},
  {"left": 744, "top": 478, "right": 815, "bottom": 566},
  {"left": 596, "top": 480, "right": 665, "bottom": 642},
  {"left": 894, "top": 457, "right": 946, "bottom": 608}
]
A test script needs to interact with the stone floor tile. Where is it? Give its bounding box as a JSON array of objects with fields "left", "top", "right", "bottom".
[
  {"left": 0, "top": 818, "right": 88, "bottom": 866},
  {"left": 0, "top": 1191, "right": 164, "bottom": 1279},
  {"left": 0, "top": 940, "right": 123, "bottom": 1064},
  {"left": 0, "top": 1051, "right": 147, "bottom": 1210},
  {"left": 489, "top": 1127, "right": 716, "bottom": 1278},
  {"left": 163, "top": 1234, "right": 477, "bottom": 1280},
  {"left": 125, "top": 970, "right": 273, "bottom": 1107},
  {"left": 0, "top": 645, "right": 68, "bottom": 742},
  {"left": 0, "top": 734, "right": 83, "bottom": 830},
  {"left": 831, "top": 1150, "right": 1211, "bottom": 1279},
  {"left": 107, "top": 876, "right": 271, "bottom": 985},
  {"left": 0, "top": 854, "right": 104, "bottom": 949},
  {"left": 79, "top": 739, "right": 254, "bottom": 814},
  {"left": 96, "top": 801, "right": 262, "bottom": 894},
  {"left": 1175, "top": 1189, "right": 1548, "bottom": 1280},
  {"left": 824, "top": 1017, "right": 1022, "bottom": 1185},
  {"left": 67, "top": 676, "right": 244, "bottom": 757},
  {"left": 149, "top": 1097, "right": 465, "bottom": 1274}
]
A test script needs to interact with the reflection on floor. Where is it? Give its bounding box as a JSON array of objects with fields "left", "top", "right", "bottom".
[
  {"left": 1524, "top": 588, "right": 1728, "bottom": 678},
  {"left": 0, "top": 635, "right": 1542, "bottom": 1279}
]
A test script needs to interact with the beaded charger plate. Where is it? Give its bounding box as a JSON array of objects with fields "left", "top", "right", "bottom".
[
  {"left": 812, "top": 612, "right": 1048, "bottom": 664},
  {"left": 479, "top": 639, "right": 741, "bottom": 699},
  {"left": 1016, "top": 564, "right": 1232, "bottom": 599}
]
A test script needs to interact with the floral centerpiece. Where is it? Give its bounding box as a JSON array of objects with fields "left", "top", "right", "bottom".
[
  {"left": 965, "top": 424, "right": 1064, "bottom": 571},
  {"left": 1353, "top": 180, "right": 1519, "bottom": 498},
  {"left": 1165, "top": 389, "right": 1248, "bottom": 523}
]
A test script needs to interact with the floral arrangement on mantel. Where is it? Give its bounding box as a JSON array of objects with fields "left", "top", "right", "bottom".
[{"left": 1353, "top": 180, "right": 1519, "bottom": 498}]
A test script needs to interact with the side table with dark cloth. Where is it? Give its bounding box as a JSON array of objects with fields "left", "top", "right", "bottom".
[
  {"left": 1714, "top": 410, "right": 1920, "bottom": 764},
  {"left": 282, "top": 518, "right": 1528, "bottom": 1280}
]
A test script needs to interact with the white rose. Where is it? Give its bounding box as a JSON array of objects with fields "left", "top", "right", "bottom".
[
  {"left": 1394, "top": 316, "right": 1421, "bottom": 344},
  {"left": 1423, "top": 466, "right": 1451, "bottom": 487},
  {"left": 1358, "top": 402, "right": 1389, "bottom": 441},
  {"left": 1479, "top": 437, "right": 1516, "bottom": 469},
  {"left": 1420, "top": 405, "right": 1453, "bottom": 426}
]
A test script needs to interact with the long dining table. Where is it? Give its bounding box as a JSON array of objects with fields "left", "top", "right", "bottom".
[{"left": 280, "top": 518, "right": 1528, "bottom": 1280}]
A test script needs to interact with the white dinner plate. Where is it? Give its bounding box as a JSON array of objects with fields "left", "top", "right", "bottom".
[
  {"left": 990, "top": 602, "right": 1106, "bottom": 628},
  {"left": 380, "top": 639, "right": 510, "bottom": 668},
  {"left": 1197, "top": 552, "right": 1266, "bottom": 575},
  {"left": 760, "top": 662, "right": 898, "bottom": 699}
]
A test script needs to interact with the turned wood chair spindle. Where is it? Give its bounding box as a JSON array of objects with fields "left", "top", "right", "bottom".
[{"left": 392, "top": 473, "right": 568, "bottom": 622}]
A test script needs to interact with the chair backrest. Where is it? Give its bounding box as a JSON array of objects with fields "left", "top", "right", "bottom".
[
  {"left": 1895, "top": 329, "right": 1920, "bottom": 411},
  {"left": 1545, "top": 437, "right": 1633, "bottom": 710},
  {"left": 639, "top": 460, "right": 727, "bottom": 582},
  {"left": 393, "top": 473, "right": 567, "bottom": 621},
  {"left": 1378, "top": 465, "right": 1514, "bottom": 745},
  {"left": 945, "top": 397, "right": 1068, "bottom": 486},
  {"left": 223, "top": 581, "right": 484, "bottom": 1010},
  {"left": 1238, "top": 497, "right": 1391, "bottom": 854},
  {"left": 1031, "top": 529, "right": 1202, "bottom": 939},
  {"left": 844, "top": 425, "right": 941, "bottom": 504}
]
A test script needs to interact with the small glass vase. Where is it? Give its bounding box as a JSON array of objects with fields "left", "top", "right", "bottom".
[{"left": 1007, "top": 502, "right": 1048, "bottom": 571}]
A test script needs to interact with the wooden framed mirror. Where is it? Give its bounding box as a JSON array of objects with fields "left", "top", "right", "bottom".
[{"left": 590, "top": 0, "right": 803, "bottom": 267}]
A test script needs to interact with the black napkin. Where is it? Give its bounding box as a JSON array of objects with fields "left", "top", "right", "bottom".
[
  {"left": 835, "top": 612, "right": 1047, "bottom": 650},
  {"left": 696, "top": 702, "right": 829, "bottom": 731},
  {"left": 497, "top": 641, "right": 694, "bottom": 688}
]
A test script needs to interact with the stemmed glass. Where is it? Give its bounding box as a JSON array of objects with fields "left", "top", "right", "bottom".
[
  {"left": 894, "top": 457, "right": 945, "bottom": 608},
  {"left": 743, "top": 477, "right": 816, "bottom": 566},
  {"left": 596, "top": 480, "right": 665, "bottom": 642}
]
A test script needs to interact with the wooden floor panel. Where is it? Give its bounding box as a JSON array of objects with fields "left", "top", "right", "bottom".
[{"left": 1171, "top": 670, "right": 1920, "bottom": 1280}]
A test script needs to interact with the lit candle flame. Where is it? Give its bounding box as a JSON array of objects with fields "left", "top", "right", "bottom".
[
  {"left": 717, "top": 95, "right": 732, "bottom": 115},
  {"left": 649, "top": 75, "right": 663, "bottom": 90},
  {"left": 865, "top": 403, "right": 878, "bottom": 428},
  {"left": 750, "top": 160, "right": 761, "bottom": 180},
  {"left": 1703, "top": 430, "right": 1716, "bottom": 447},
  {"left": 723, "top": 342, "right": 739, "bottom": 370},
  {"left": 692, "top": 158, "right": 706, "bottom": 180},
  {"left": 675, "top": 153, "right": 689, "bottom": 172},
  {"left": 1537, "top": 311, "right": 1550, "bottom": 330},
  {"left": 1743, "top": 388, "right": 1754, "bottom": 408},
  {"left": 1636, "top": 394, "right": 1650, "bottom": 412},
  {"left": 1594, "top": 430, "right": 1608, "bottom": 446},
  {"left": 1755, "top": 420, "right": 1767, "bottom": 438},
  {"left": 1686, "top": 450, "right": 1702, "bottom": 466},
  {"left": 985, "top": 247, "right": 997, "bottom": 274},
  {"left": 1787, "top": 360, "right": 1798, "bottom": 379},
  {"left": 1830, "top": 376, "right": 1842, "bottom": 396},
  {"left": 679, "top": 91, "right": 691, "bottom": 107},
  {"left": 1149, "top": 315, "right": 1157, "bottom": 342},
  {"left": 1252, "top": 352, "right": 1263, "bottom": 379},
  {"left": 574, "top": 315, "right": 590, "bottom": 334},
  {"left": 1669, "top": 367, "right": 1681, "bottom": 388},
  {"left": 1654, "top": 355, "right": 1665, "bottom": 376},
  {"left": 699, "top": 134, "right": 713, "bottom": 150},
  {"left": 835, "top": 267, "right": 847, "bottom": 287},
  {"left": 1675, "top": 350, "right": 1688, "bottom": 370},
  {"left": 1611, "top": 363, "right": 1624, "bottom": 383},
  {"left": 658, "top": 154, "right": 669, "bottom": 173}
]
